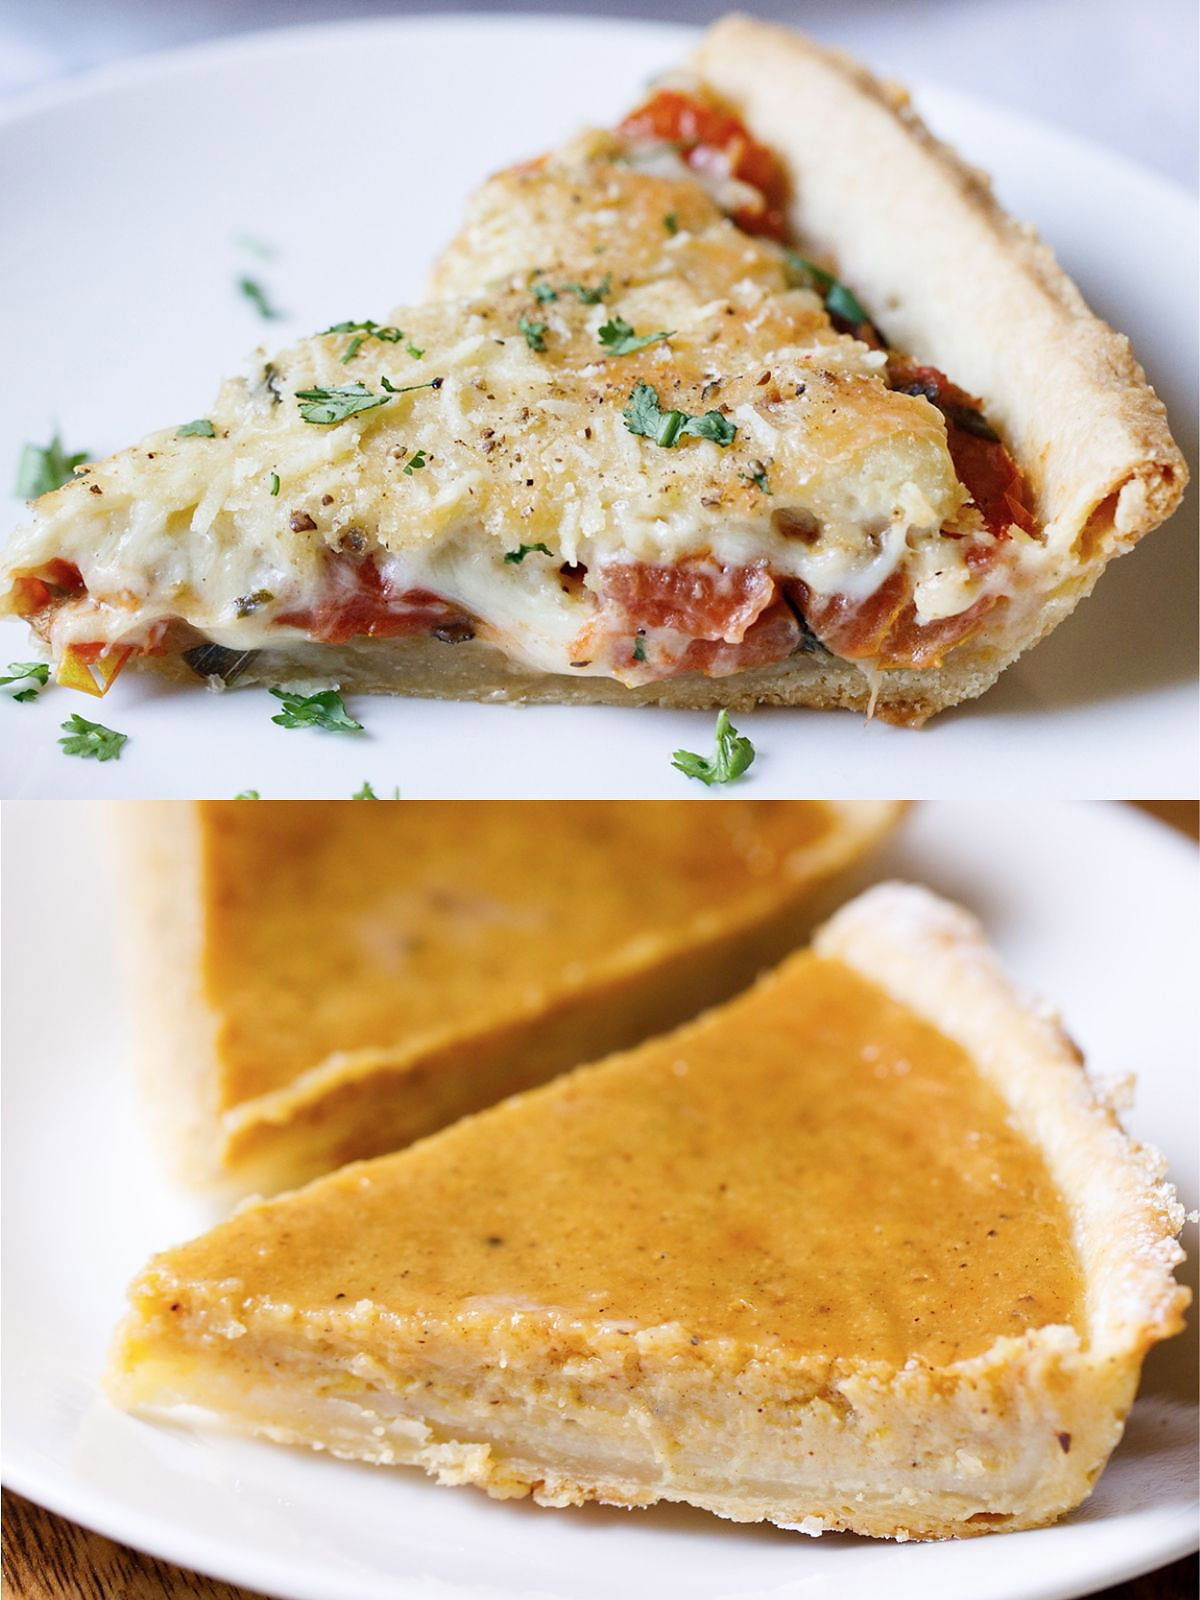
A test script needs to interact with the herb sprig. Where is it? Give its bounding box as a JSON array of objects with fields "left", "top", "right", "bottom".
[
  {"left": 504, "top": 542, "right": 553, "bottom": 564},
  {"left": 671, "top": 710, "right": 755, "bottom": 787},
  {"left": 623, "top": 382, "right": 736, "bottom": 449},
  {"left": 269, "top": 686, "right": 363, "bottom": 731},
  {"left": 15, "top": 433, "right": 89, "bottom": 498},
  {"left": 1, "top": 662, "right": 50, "bottom": 703},
  {"left": 177, "top": 419, "right": 216, "bottom": 438},
  {"left": 598, "top": 317, "right": 673, "bottom": 357},
  {"left": 784, "top": 252, "right": 870, "bottom": 327},
  {"left": 295, "top": 376, "right": 440, "bottom": 426},
  {"left": 238, "top": 275, "right": 283, "bottom": 320},
  {"left": 59, "top": 713, "right": 127, "bottom": 762}
]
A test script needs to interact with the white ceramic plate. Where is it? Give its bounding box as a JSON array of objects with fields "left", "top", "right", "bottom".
[
  {"left": 0, "top": 15, "right": 1196, "bottom": 800},
  {"left": 2, "top": 799, "right": 1196, "bottom": 1600}
]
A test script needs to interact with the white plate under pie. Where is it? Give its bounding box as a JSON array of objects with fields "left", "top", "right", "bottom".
[
  {"left": 2, "top": 798, "right": 1196, "bottom": 1600},
  {"left": 0, "top": 16, "right": 1196, "bottom": 800}
]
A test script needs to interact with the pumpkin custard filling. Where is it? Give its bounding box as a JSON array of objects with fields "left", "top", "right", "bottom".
[
  {"left": 124, "top": 798, "right": 899, "bottom": 1193},
  {"left": 2, "top": 76, "right": 1058, "bottom": 723},
  {"left": 108, "top": 885, "right": 1187, "bottom": 1540}
]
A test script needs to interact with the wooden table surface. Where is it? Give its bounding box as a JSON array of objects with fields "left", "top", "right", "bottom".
[{"left": 4, "top": 802, "right": 1196, "bottom": 1599}]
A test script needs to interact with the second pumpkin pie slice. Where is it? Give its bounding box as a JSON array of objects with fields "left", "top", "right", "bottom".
[
  {"left": 108, "top": 883, "right": 1187, "bottom": 1539},
  {"left": 121, "top": 799, "right": 897, "bottom": 1193}
]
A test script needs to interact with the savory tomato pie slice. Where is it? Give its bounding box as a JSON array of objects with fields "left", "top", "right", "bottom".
[
  {"left": 2, "top": 21, "right": 1184, "bottom": 724},
  {"left": 121, "top": 798, "right": 898, "bottom": 1193},
  {"left": 108, "top": 884, "right": 1188, "bottom": 1538}
]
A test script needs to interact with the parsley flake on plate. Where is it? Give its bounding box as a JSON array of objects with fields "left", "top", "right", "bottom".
[
  {"left": 742, "top": 463, "right": 771, "bottom": 494},
  {"left": 176, "top": 418, "right": 216, "bottom": 438},
  {"left": 598, "top": 317, "right": 673, "bottom": 357},
  {"left": 632, "top": 635, "right": 646, "bottom": 663},
  {"left": 504, "top": 542, "right": 553, "bottom": 564},
  {"left": 237, "top": 275, "right": 283, "bottom": 320},
  {"left": 59, "top": 713, "right": 127, "bottom": 762},
  {"left": 1, "top": 662, "right": 50, "bottom": 703},
  {"left": 269, "top": 686, "right": 363, "bottom": 732},
  {"left": 518, "top": 315, "right": 548, "bottom": 352},
  {"left": 671, "top": 710, "right": 756, "bottom": 787},
  {"left": 268, "top": 472, "right": 280, "bottom": 496},
  {"left": 15, "top": 433, "right": 89, "bottom": 498},
  {"left": 403, "top": 450, "right": 426, "bottom": 476},
  {"left": 663, "top": 212, "right": 678, "bottom": 235},
  {"left": 352, "top": 781, "right": 400, "bottom": 799},
  {"left": 234, "top": 790, "right": 261, "bottom": 800},
  {"left": 622, "top": 382, "right": 736, "bottom": 449}
]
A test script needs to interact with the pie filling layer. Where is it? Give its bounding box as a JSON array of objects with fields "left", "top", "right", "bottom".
[
  {"left": 117, "top": 955, "right": 1082, "bottom": 1372},
  {"left": 200, "top": 799, "right": 832, "bottom": 1108},
  {"left": 3, "top": 87, "right": 1044, "bottom": 700}
]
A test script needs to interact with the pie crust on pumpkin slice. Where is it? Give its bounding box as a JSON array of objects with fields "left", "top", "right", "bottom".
[
  {"left": 120, "top": 799, "right": 898, "bottom": 1194},
  {"left": 108, "top": 884, "right": 1187, "bottom": 1540},
  {"left": 2, "top": 22, "right": 1184, "bottom": 725}
]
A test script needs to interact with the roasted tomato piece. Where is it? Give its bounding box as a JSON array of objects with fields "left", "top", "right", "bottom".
[
  {"left": 277, "top": 554, "right": 470, "bottom": 646},
  {"left": 602, "top": 558, "right": 776, "bottom": 643},
  {"left": 888, "top": 358, "right": 1037, "bottom": 540},
  {"left": 618, "top": 90, "right": 788, "bottom": 238},
  {"left": 10, "top": 558, "right": 85, "bottom": 619},
  {"left": 789, "top": 575, "right": 1000, "bottom": 670},
  {"left": 672, "top": 596, "right": 802, "bottom": 678}
]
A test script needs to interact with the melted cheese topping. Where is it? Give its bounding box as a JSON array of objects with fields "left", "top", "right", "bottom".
[
  {"left": 1, "top": 149, "right": 1035, "bottom": 681},
  {"left": 128, "top": 951, "right": 1082, "bottom": 1368}
]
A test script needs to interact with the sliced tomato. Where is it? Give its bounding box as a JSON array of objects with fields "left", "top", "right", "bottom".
[
  {"left": 617, "top": 90, "right": 789, "bottom": 239},
  {"left": 601, "top": 558, "right": 776, "bottom": 643},
  {"left": 276, "top": 554, "right": 469, "bottom": 646},
  {"left": 671, "top": 596, "right": 802, "bottom": 678},
  {"left": 788, "top": 575, "right": 1000, "bottom": 670},
  {"left": 888, "top": 358, "right": 1037, "bottom": 541}
]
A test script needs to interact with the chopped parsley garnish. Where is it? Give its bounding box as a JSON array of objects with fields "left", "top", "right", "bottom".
[
  {"left": 671, "top": 710, "right": 755, "bottom": 787},
  {"left": 406, "top": 341, "right": 424, "bottom": 360},
  {"left": 598, "top": 316, "right": 673, "bottom": 357},
  {"left": 663, "top": 212, "right": 678, "bottom": 235},
  {"left": 234, "top": 789, "right": 261, "bottom": 799},
  {"left": 632, "top": 635, "right": 646, "bottom": 663},
  {"left": 1, "top": 661, "right": 50, "bottom": 703},
  {"left": 295, "top": 377, "right": 438, "bottom": 426},
  {"left": 403, "top": 449, "right": 426, "bottom": 475},
  {"left": 622, "top": 382, "right": 736, "bottom": 449},
  {"left": 742, "top": 465, "right": 771, "bottom": 494},
  {"left": 234, "top": 232, "right": 274, "bottom": 258},
  {"left": 15, "top": 433, "right": 89, "bottom": 498},
  {"left": 176, "top": 418, "right": 216, "bottom": 438},
  {"left": 784, "top": 252, "right": 870, "bottom": 327},
  {"left": 352, "top": 781, "right": 401, "bottom": 799},
  {"left": 518, "top": 314, "right": 548, "bottom": 352},
  {"left": 59, "top": 713, "right": 127, "bottom": 762},
  {"left": 560, "top": 274, "right": 610, "bottom": 304},
  {"left": 530, "top": 278, "right": 558, "bottom": 304},
  {"left": 323, "top": 319, "right": 407, "bottom": 362},
  {"left": 268, "top": 472, "right": 280, "bottom": 496},
  {"left": 504, "top": 542, "right": 553, "bottom": 564},
  {"left": 237, "top": 275, "right": 283, "bottom": 320},
  {"left": 269, "top": 686, "right": 363, "bottom": 732}
]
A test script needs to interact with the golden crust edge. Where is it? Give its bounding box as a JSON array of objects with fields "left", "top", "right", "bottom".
[{"left": 689, "top": 15, "right": 1188, "bottom": 656}]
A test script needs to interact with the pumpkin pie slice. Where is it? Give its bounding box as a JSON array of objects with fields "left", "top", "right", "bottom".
[
  {"left": 109, "top": 883, "right": 1187, "bottom": 1539},
  {"left": 121, "top": 799, "right": 897, "bottom": 1193}
]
